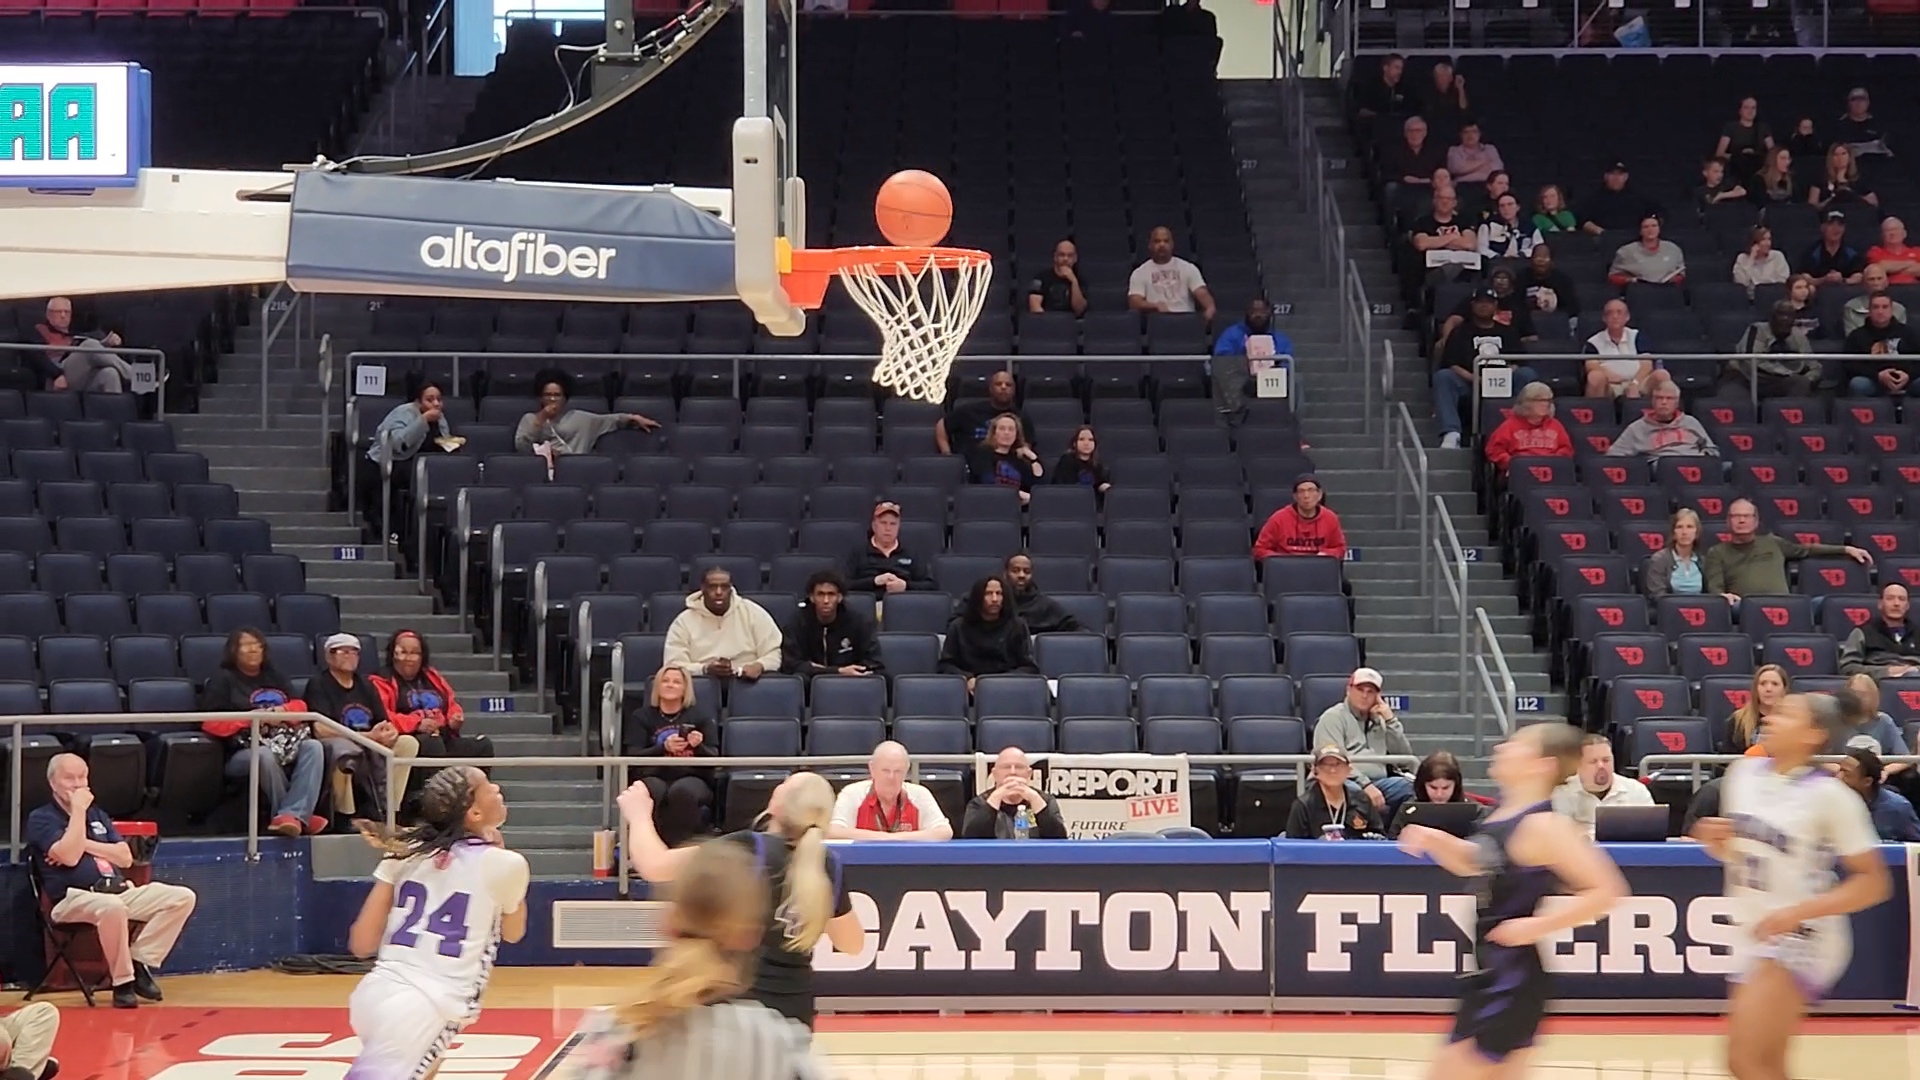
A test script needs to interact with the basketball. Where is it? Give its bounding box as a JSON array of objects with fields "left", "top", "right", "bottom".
[{"left": 874, "top": 170, "right": 954, "bottom": 247}]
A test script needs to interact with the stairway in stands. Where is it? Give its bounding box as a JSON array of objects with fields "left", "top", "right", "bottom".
[
  {"left": 172, "top": 311, "right": 591, "bottom": 875},
  {"left": 1226, "top": 81, "right": 1564, "bottom": 774}
]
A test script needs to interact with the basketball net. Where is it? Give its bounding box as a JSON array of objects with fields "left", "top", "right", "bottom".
[{"left": 836, "top": 252, "right": 992, "bottom": 405}]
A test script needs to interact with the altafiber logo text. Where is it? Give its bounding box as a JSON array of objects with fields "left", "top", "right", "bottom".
[{"left": 418, "top": 228, "right": 617, "bottom": 285}]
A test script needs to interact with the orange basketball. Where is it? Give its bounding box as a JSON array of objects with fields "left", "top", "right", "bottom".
[{"left": 874, "top": 170, "right": 954, "bottom": 247}]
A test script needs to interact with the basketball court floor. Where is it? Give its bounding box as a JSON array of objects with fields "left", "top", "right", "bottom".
[{"left": 12, "top": 970, "right": 1916, "bottom": 1080}]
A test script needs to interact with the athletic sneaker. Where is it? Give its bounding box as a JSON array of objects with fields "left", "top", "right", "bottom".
[{"left": 1439, "top": 432, "right": 1462, "bottom": 449}]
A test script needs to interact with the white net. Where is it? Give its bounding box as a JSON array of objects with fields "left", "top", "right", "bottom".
[{"left": 837, "top": 251, "right": 993, "bottom": 404}]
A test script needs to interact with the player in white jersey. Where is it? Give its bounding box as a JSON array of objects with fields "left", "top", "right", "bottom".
[
  {"left": 345, "top": 766, "right": 531, "bottom": 1080},
  {"left": 1692, "top": 693, "right": 1891, "bottom": 1080}
]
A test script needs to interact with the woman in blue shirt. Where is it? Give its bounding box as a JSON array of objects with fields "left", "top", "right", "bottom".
[{"left": 1642, "top": 508, "right": 1706, "bottom": 597}]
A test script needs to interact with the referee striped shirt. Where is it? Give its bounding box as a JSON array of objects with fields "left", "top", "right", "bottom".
[{"left": 571, "top": 1000, "right": 826, "bottom": 1080}]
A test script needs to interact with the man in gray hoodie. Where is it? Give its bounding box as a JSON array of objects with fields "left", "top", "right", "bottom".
[
  {"left": 1311, "top": 667, "right": 1417, "bottom": 817},
  {"left": 1606, "top": 382, "right": 1718, "bottom": 458}
]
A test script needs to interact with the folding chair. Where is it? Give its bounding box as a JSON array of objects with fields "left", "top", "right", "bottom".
[{"left": 24, "top": 856, "right": 146, "bottom": 1006}]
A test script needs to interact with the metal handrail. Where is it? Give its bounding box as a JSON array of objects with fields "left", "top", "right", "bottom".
[
  {"left": 1432, "top": 496, "right": 1469, "bottom": 700},
  {"left": 259, "top": 284, "right": 309, "bottom": 431},
  {"left": 1385, "top": 401, "right": 1430, "bottom": 603},
  {"left": 1347, "top": 260, "right": 1374, "bottom": 435},
  {"left": 0, "top": 343, "right": 171, "bottom": 418},
  {"left": 1469, "top": 607, "right": 1515, "bottom": 755},
  {"left": 1473, "top": 353, "right": 1878, "bottom": 421},
  {"left": 1639, "top": 752, "right": 1920, "bottom": 793}
]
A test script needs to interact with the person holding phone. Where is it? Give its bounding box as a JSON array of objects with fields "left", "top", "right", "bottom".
[{"left": 622, "top": 666, "right": 718, "bottom": 846}]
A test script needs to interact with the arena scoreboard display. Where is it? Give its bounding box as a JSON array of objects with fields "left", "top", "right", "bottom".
[{"left": 0, "top": 63, "right": 152, "bottom": 189}]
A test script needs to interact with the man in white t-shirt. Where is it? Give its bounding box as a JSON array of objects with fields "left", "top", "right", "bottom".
[
  {"left": 1551, "top": 733, "right": 1654, "bottom": 837},
  {"left": 1127, "top": 226, "right": 1217, "bottom": 322},
  {"left": 828, "top": 741, "right": 953, "bottom": 841}
]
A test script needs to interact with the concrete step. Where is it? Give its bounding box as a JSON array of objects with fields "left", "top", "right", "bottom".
[
  {"left": 1362, "top": 612, "right": 1531, "bottom": 636},
  {"left": 210, "top": 465, "right": 332, "bottom": 491},
  {"left": 341, "top": 613, "right": 468, "bottom": 637},
  {"left": 524, "top": 849, "right": 597, "bottom": 877},
  {"left": 436, "top": 670, "right": 515, "bottom": 695},
  {"left": 277, "top": 543, "right": 383, "bottom": 564},
  {"left": 239, "top": 490, "right": 331, "bottom": 514},
  {"left": 468, "top": 712, "right": 557, "bottom": 736},
  {"left": 274, "top": 525, "right": 368, "bottom": 546},
  {"left": 498, "top": 799, "right": 603, "bottom": 827},
  {"left": 1355, "top": 593, "right": 1520, "bottom": 617},
  {"left": 496, "top": 777, "right": 607, "bottom": 803},
  {"left": 337, "top": 593, "right": 441, "bottom": 616},
  {"left": 500, "top": 825, "right": 599, "bottom": 850},
  {"left": 1362, "top": 648, "right": 1550, "bottom": 675}
]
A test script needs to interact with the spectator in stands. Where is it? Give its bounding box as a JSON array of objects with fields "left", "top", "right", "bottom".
[
  {"left": 1464, "top": 170, "right": 1512, "bottom": 224},
  {"left": 1811, "top": 143, "right": 1878, "bottom": 210},
  {"left": 1715, "top": 96, "right": 1773, "bottom": 181},
  {"left": 373, "top": 629, "right": 493, "bottom": 766},
  {"left": 1433, "top": 288, "right": 1537, "bottom": 450},
  {"left": 0, "top": 1000, "right": 58, "bottom": 1080},
  {"left": 1551, "top": 733, "right": 1654, "bottom": 839},
  {"left": 308, "top": 633, "right": 412, "bottom": 814},
  {"left": 937, "top": 576, "right": 1038, "bottom": 693},
  {"left": 1521, "top": 244, "right": 1580, "bottom": 320},
  {"left": 1578, "top": 162, "right": 1659, "bottom": 234},
  {"left": 1642, "top": 508, "right": 1707, "bottom": 599},
  {"left": 1837, "top": 747, "right": 1920, "bottom": 842},
  {"left": 663, "top": 567, "right": 781, "bottom": 682},
  {"left": 1800, "top": 211, "right": 1865, "bottom": 283},
  {"left": 364, "top": 380, "right": 457, "bottom": 541},
  {"left": 30, "top": 753, "right": 197, "bottom": 1009},
  {"left": 1843, "top": 293, "right": 1920, "bottom": 395},
  {"left": 848, "top": 501, "right": 935, "bottom": 594},
  {"left": 1313, "top": 667, "right": 1415, "bottom": 817},
  {"left": 1784, "top": 273, "right": 1823, "bottom": 335},
  {"left": 1408, "top": 186, "right": 1482, "bottom": 282},
  {"left": 1748, "top": 147, "right": 1798, "bottom": 208},
  {"left": 1127, "top": 226, "right": 1215, "bottom": 321},
  {"left": 199, "top": 628, "right": 327, "bottom": 837},
  {"left": 1582, "top": 299, "right": 1667, "bottom": 399},
  {"left": 1380, "top": 117, "right": 1446, "bottom": 201},
  {"left": 1387, "top": 750, "right": 1487, "bottom": 838},
  {"left": 619, "top": 665, "right": 715, "bottom": 847},
  {"left": 1608, "top": 382, "right": 1717, "bottom": 459},
  {"left": 828, "top": 741, "right": 953, "bottom": 841},
  {"left": 1608, "top": 214, "right": 1687, "bottom": 286},
  {"left": 1211, "top": 298, "right": 1290, "bottom": 427},
  {"left": 1838, "top": 87, "right": 1892, "bottom": 159},
  {"left": 514, "top": 371, "right": 659, "bottom": 462},
  {"left": 1482, "top": 382, "right": 1573, "bottom": 478},
  {"left": 1729, "top": 300, "right": 1818, "bottom": 399},
  {"left": 1285, "top": 746, "right": 1386, "bottom": 840},
  {"left": 1868, "top": 217, "right": 1920, "bottom": 285},
  {"left": 1531, "top": 184, "right": 1578, "bottom": 235},
  {"left": 1844, "top": 264, "right": 1908, "bottom": 335},
  {"left": 1437, "top": 268, "right": 1536, "bottom": 356},
  {"left": 1692, "top": 156, "right": 1748, "bottom": 214},
  {"left": 1445, "top": 122, "right": 1503, "bottom": 185},
  {"left": 1005, "top": 553, "right": 1081, "bottom": 634},
  {"left": 1704, "top": 498, "right": 1871, "bottom": 607},
  {"left": 962, "top": 746, "right": 1069, "bottom": 839},
  {"left": 780, "top": 569, "right": 884, "bottom": 679},
  {"left": 1785, "top": 117, "right": 1823, "bottom": 160},
  {"left": 1351, "top": 53, "right": 1411, "bottom": 132},
  {"left": 1733, "top": 226, "right": 1790, "bottom": 293},
  {"left": 1253, "top": 474, "right": 1347, "bottom": 560},
  {"left": 1028, "top": 240, "right": 1088, "bottom": 316},
  {"left": 936, "top": 370, "right": 1030, "bottom": 454},
  {"left": 34, "top": 297, "right": 140, "bottom": 394},
  {"left": 965, "top": 414, "right": 1046, "bottom": 502},
  {"left": 1723, "top": 664, "right": 1789, "bottom": 754},
  {"left": 1477, "top": 194, "right": 1539, "bottom": 262},
  {"left": 1835, "top": 674, "right": 1911, "bottom": 758},
  {"left": 1050, "top": 425, "right": 1111, "bottom": 493},
  {"left": 1838, "top": 583, "right": 1920, "bottom": 682}
]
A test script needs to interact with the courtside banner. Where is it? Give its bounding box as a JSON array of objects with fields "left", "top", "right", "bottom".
[
  {"left": 1271, "top": 842, "right": 1910, "bottom": 1003},
  {"left": 285, "top": 172, "right": 739, "bottom": 302},
  {"left": 814, "top": 841, "right": 1272, "bottom": 1002},
  {"left": 971, "top": 753, "right": 1192, "bottom": 838}
]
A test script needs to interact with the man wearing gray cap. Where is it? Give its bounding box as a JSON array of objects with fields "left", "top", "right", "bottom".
[
  {"left": 306, "top": 633, "right": 429, "bottom": 813},
  {"left": 1313, "top": 668, "right": 1417, "bottom": 818}
]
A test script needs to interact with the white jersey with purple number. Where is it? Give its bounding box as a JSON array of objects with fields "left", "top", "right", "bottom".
[
  {"left": 1720, "top": 757, "right": 1880, "bottom": 993},
  {"left": 371, "top": 841, "right": 530, "bottom": 1021}
]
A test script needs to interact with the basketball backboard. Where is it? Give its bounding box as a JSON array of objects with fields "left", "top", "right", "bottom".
[{"left": 734, "top": 0, "right": 807, "bottom": 335}]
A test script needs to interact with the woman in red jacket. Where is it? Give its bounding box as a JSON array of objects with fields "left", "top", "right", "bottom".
[{"left": 371, "top": 630, "right": 493, "bottom": 778}]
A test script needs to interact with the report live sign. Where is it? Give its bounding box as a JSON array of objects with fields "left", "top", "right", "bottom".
[{"left": 0, "top": 63, "right": 152, "bottom": 188}]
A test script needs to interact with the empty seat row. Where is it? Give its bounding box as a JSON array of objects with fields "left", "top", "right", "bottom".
[{"left": 0, "top": 590, "right": 338, "bottom": 640}]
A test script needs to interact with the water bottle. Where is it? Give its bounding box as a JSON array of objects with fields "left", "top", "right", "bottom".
[{"left": 1013, "top": 806, "right": 1033, "bottom": 840}]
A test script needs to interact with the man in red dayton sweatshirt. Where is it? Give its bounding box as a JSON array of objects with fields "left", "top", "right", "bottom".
[
  {"left": 1482, "top": 380, "right": 1574, "bottom": 477},
  {"left": 1254, "top": 474, "right": 1347, "bottom": 559}
]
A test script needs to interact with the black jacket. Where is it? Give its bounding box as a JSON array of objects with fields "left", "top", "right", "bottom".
[
  {"left": 1011, "top": 587, "right": 1081, "bottom": 635},
  {"left": 845, "top": 542, "right": 936, "bottom": 594},
  {"left": 1283, "top": 780, "right": 1386, "bottom": 839},
  {"left": 1050, "top": 453, "right": 1110, "bottom": 489},
  {"left": 781, "top": 603, "right": 886, "bottom": 677},
  {"left": 937, "top": 613, "right": 1038, "bottom": 677},
  {"left": 960, "top": 791, "right": 1070, "bottom": 838},
  {"left": 621, "top": 702, "right": 718, "bottom": 786}
]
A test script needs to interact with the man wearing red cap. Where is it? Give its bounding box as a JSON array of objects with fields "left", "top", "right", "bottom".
[
  {"left": 1253, "top": 474, "right": 1347, "bottom": 560},
  {"left": 846, "top": 501, "right": 935, "bottom": 595}
]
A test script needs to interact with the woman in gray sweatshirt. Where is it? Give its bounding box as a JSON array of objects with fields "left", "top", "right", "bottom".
[{"left": 514, "top": 369, "right": 660, "bottom": 456}]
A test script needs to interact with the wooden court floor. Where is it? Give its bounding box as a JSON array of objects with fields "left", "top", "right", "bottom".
[{"left": 6, "top": 970, "right": 1916, "bottom": 1080}]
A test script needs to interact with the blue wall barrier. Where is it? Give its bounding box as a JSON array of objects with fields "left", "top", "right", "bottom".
[{"left": 5, "top": 839, "right": 1911, "bottom": 1011}]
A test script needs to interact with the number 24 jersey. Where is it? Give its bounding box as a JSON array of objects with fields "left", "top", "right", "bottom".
[{"left": 372, "top": 842, "right": 531, "bottom": 1020}]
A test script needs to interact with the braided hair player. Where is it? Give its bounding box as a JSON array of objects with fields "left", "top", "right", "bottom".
[
  {"left": 345, "top": 767, "right": 530, "bottom": 1080},
  {"left": 1398, "top": 723, "right": 1628, "bottom": 1080}
]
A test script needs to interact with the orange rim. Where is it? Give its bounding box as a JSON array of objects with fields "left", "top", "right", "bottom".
[{"left": 780, "top": 245, "right": 992, "bottom": 310}]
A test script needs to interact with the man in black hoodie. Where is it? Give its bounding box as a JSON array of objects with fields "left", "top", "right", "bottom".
[
  {"left": 1004, "top": 553, "right": 1081, "bottom": 634},
  {"left": 846, "top": 501, "right": 936, "bottom": 595},
  {"left": 938, "top": 576, "right": 1039, "bottom": 693},
  {"left": 781, "top": 570, "right": 886, "bottom": 679}
]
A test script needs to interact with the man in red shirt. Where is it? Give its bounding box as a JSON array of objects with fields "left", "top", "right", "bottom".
[
  {"left": 1868, "top": 216, "right": 1920, "bottom": 285},
  {"left": 1482, "top": 381, "right": 1575, "bottom": 476},
  {"left": 1253, "top": 474, "right": 1347, "bottom": 559}
]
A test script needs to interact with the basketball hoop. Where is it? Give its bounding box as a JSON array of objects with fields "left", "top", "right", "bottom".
[{"left": 782, "top": 246, "right": 993, "bottom": 404}]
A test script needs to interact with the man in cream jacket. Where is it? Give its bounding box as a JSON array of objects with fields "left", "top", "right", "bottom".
[
  {"left": 663, "top": 567, "right": 783, "bottom": 681},
  {"left": 1551, "top": 732, "right": 1653, "bottom": 837}
]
